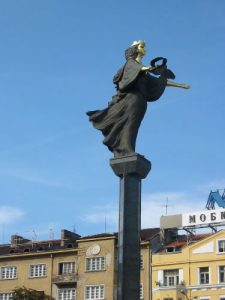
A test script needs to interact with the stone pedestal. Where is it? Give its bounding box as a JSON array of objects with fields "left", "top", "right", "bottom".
[{"left": 110, "top": 154, "right": 151, "bottom": 300}]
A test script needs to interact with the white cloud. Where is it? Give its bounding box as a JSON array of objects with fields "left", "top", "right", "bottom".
[
  {"left": 82, "top": 204, "right": 118, "bottom": 225},
  {"left": 141, "top": 191, "right": 205, "bottom": 228},
  {"left": 0, "top": 168, "right": 68, "bottom": 188},
  {"left": 0, "top": 129, "right": 76, "bottom": 156},
  {"left": 82, "top": 189, "right": 209, "bottom": 230},
  {"left": 197, "top": 178, "right": 225, "bottom": 193},
  {"left": 23, "top": 222, "right": 61, "bottom": 241},
  {"left": 0, "top": 206, "right": 25, "bottom": 225}
]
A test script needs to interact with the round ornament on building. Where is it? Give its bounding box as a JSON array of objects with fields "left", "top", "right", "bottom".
[
  {"left": 91, "top": 244, "right": 101, "bottom": 255},
  {"left": 86, "top": 244, "right": 101, "bottom": 256}
]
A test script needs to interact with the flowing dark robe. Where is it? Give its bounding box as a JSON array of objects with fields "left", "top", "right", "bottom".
[{"left": 87, "top": 59, "right": 167, "bottom": 157}]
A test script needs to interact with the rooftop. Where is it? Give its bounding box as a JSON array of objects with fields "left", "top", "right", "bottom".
[
  {"left": 0, "top": 228, "right": 161, "bottom": 257},
  {"left": 0, "top": 227, "right": 215, "bottom": 257},
  {"left": 158, "top": 232, "right": 213, "bottom": 253}
]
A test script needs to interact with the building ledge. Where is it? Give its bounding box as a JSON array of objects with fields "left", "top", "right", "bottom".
[
  {"left": 52, "top": 274, "right": 78, "bottom": 285},
  {"left": 153, "top": 283, "right": 225, "bottom": 292}
]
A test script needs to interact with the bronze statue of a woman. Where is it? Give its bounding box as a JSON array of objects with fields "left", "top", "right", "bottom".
[{"left": 87, "top": 41, "right": 190, "bottom": 158}]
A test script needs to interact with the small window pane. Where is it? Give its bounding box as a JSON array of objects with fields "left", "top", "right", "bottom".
[
  {"left": 29, "top": 264, "right": 46, "bottom": 277},
  {"left": 219, "top": 266, "right": 225, "bottom": 283},
  {"left": 199, "top": 267, "right": 209, "bottom": 284},
  {"left": 140, "top": 283, "right": 143, "bottom": 299},
  {"left": 59, "top": 262, "right": 75, "bottom": 275},
  {"left": 163, "top": 269, "right": 179, "bottom": 286},
  {"left": 140, "top": 255, "right": 144, "bottom": 269},
  {"left": 0, "top": 293, "right": 13, "bottom": 300},
  {"left": 219, "top": 241, "right": 225, "bottom": 253},
  {"left": 58, "top": 288, "right": 76, "bottom": 300},
  {"left": 85, "top": 285, "right": 104, "bottom": 300},
  {"left": 0, "top": 267, "right": 17, "bottom": 280},
  {"left": 86, "top": 257, "right": 105, "bottom": 272}
]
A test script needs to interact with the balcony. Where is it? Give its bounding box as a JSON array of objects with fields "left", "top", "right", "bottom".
[
  {"left": 155, "top": 280, "right": 185, "bottom": 291},
  {"left": 52, "top": 273, "right": 78, "bottom": 285}
]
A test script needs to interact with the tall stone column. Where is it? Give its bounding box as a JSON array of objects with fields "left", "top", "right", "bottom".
[{"left": 110, "top": 154, "right": 151, "bottom": 300}]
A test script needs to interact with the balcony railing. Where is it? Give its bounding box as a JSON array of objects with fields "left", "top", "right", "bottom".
[
  {"left": 52, "top": 273, "right": 78, "bottom": 284},
  {"left": 155, "top": 281, "right": 185, "bottom": 288}
]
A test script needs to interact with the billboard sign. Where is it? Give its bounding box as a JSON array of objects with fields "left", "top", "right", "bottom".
[
  {"left": 182, "top": 208, "right": 225, "bottom": 227},
  {"left": 160, "top": 208, "right": 225, "bottom": 229}
]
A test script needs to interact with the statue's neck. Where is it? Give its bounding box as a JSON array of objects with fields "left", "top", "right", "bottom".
[{"left": 135, "top": 54, "right": 143, "bottom": 64}]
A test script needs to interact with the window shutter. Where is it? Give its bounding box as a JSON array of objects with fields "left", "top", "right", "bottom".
[
  {"left": 158, "top": 270, "right": 163, "bottom": 284},
  {"left": 179, "top": 269, "right": 184, "bottom": 282}
]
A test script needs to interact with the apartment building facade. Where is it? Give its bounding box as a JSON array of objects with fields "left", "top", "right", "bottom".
[
  {"left": 152, "top": 230, "right": 225, "bottom": 300},
  {"left": 3, "top": 225, "right": 225, "bottom": 300},
  {"left": 0, "top": 228, "right": 159, "bottom": 300}
]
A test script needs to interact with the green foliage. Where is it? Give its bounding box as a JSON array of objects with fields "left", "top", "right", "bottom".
[{"left": 12, "top": 287, "right": 55, "bottom": 300}]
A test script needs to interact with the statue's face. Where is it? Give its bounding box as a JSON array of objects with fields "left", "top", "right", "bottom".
[{"left": 137, "top": 43, "right": 146, "bottom": 56}]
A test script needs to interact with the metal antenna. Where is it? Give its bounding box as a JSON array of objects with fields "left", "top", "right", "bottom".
[
  {"left": 165, "top": 198, "right": 169, "bottom": 215},
  {"left": 32, "top": 230, "right": 37, "bottom": 241},
  {"left": 105, "top": 216, "right": 107, "bottom": 233},
  {"left": 49, "top": 228, "right": 54, "bottom": 240},
  {"left": 1, "top": 225, "right": 5, "bottom": 243},
  {"left": 160, "top": 197, "right": 172, "bottom": 215},
  {"left": 26, "top": 229, "right": 37, "bottom": 242}
]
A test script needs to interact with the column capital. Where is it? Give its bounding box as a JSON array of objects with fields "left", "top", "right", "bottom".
[{"left": 110, "top": 153, "right": 151, "bottom": 179}]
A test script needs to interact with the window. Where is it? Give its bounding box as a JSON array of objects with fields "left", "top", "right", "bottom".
[
  {"left": 166, "top": 247, "right": 181, "bottom": 253},
  {"left": 29, "top": 264, "right": 46, "bottom": 277},
  {"left": 0, "top": 294, "right": 13, "bottom": 300},
  {"left": 163, "top": 269, "right": 179, "bottom": 286},
  {"left": 199, "top": 267, "right": 209, "bottom": 284},
  {"left": 59, "top": 262, "right": 75, "bottom": 275},
  {"left": 86, "top": 257, "right": 105, "bottom": 272},
  {"left": 58, "top": 288, "right": 76, "bottom": 300},
  {"left": 218, "top": 240, "right": 225, "bottom": 253},
  {"left": 140, "top": 255, "right": 144, "bottom": 269},
  {"left": 0, "top": 266, "right": 17, "bottom": 280},
  {"left": 140, "top": 283, "right": 143, "bottom": 299},
  {"left": 85, "top": 285, "right": 104, "bottom": 300},
  {"left": 219, "top": 266, "right": 225, "bottom": 283}
]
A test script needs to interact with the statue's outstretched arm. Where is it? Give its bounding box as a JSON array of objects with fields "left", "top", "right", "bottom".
[
  {"left": 167, "top": 80, "right": 190, "bottom": 89},
  {"left": 141, "top": 66, "right": 157, "bottom": 72}
]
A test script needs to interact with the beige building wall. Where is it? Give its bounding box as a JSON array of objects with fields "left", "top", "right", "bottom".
[
  {"left": 140, "top": 241, "right": 152, "bottom": 300},
  {"left": 0, "top": 253, "right": 53, "bottom": 295},
  {"left": 152, "top": 230, "right": 225, "bottom": 300},
  {"left": 2, "top": 228, "right": 225, "bottom": 300},
  {"left": 0, "top": 249, "right": 79, "bottom": 298},
  {"left": 76, "top": 236, "right": 116, "bottom": 300},
  {"left": 0, "top": 233, "right": 153, "bottom": 300}
]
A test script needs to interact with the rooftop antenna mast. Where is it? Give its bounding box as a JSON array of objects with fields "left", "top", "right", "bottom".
[
  {"left": 105, "top": 216, "right": 107, "bottom": 233},
  {"left": 1, "top": 224, "right": 5, "bottom": 244},
  {"left": 160, "top": 197, "right": 172, "bottom": 216},
  {"left": 32, "top": 230, "right": 37, "bottom": 241},
  {"left": 49, "top": 228, "right": 54, "bottom": 240}
]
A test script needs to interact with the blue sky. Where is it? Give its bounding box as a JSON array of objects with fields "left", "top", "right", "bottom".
[{"left": 0, "top": 0, "right": 225, "bottom": 243}]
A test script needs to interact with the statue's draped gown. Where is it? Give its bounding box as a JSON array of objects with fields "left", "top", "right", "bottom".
[{"left": 87, "top": 59, "right": 167, "bottom": 157}]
